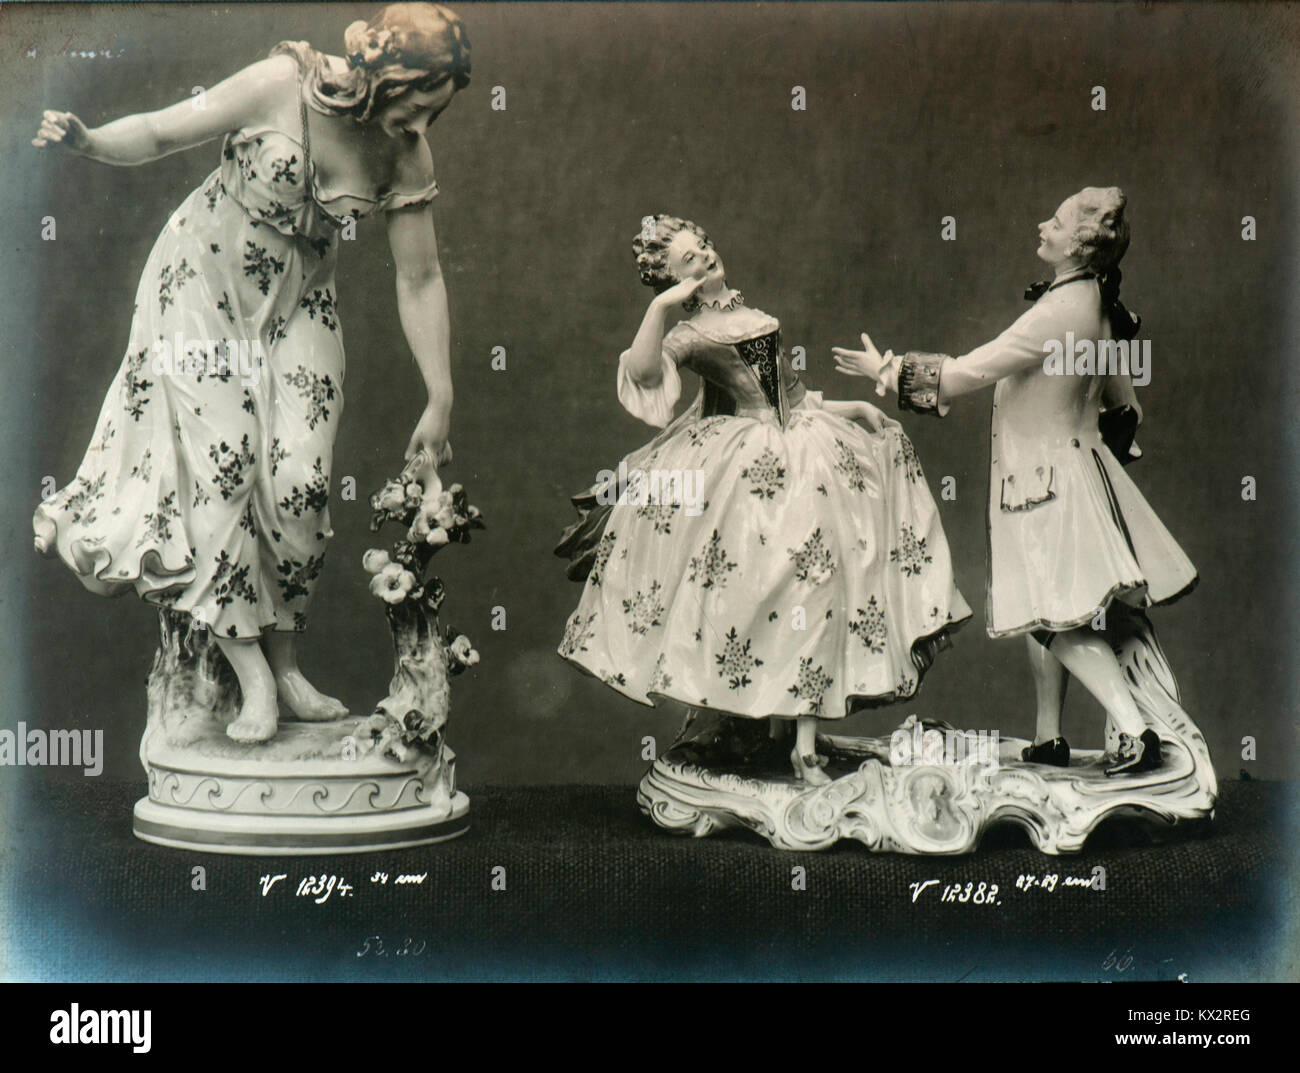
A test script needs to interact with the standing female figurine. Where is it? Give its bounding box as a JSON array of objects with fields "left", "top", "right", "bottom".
[
  {"left": 558, "top": 215, "right": 971, "bottom": 785},
  {"left": 32, "top": 4, "right": 470, "bottom": 743},
  {"left": 834, "top": 187, "right": 1198, "bottom": 774}
]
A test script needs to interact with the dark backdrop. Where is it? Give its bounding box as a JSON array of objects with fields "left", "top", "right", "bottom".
[{"left": 3, "top": 2, "right": 1296, "bottom": 786}]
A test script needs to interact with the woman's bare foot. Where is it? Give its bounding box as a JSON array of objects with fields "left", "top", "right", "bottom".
[
  {"left": 262, "top": 631, "right": 348, "bottom": 722},
  {"left": 217, "top": 634, "right": 279, "bottom": 743},
  {"left": 226, "top": 686, "right": 280, "bottom": 743},
  {"left": 275, "top": 668, "right": 349, "bottom": 722}
]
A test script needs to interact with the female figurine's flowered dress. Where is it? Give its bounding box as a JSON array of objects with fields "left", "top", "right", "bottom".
[
  {"left": 558, "top": 310, "right": 972, "bottom": 719},
  {"left": 33, "top": 43, "right": 439, "bottom": 638}
]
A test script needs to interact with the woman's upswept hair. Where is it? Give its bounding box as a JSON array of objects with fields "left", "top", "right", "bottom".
[
  {"left": 277, "top": 3, "right": 470, "bottom": 122},
  {"left": 632, "top": 214, "right": 711, "bottom": 293},
  {"left": 1067, "top": 186, "right": 1130, "bottom": 273}
]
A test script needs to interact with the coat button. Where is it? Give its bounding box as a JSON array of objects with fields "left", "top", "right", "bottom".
[{"left": 1070, "top": 438, "right": 1080, "bottom": 448}]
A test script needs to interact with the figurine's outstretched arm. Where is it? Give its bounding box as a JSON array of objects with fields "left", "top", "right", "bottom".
[
  {"left": 835, "top": 303, "right": 1063, "bottom": 416},
  {"left": 935, "top": 309, "right": 1055, "bottom": 404},
  {"left": 31, "top": 54, "right": 295, "bottom": 165},
  {"left": 387, "top": 171, "right": 453, "bottom": 472}
]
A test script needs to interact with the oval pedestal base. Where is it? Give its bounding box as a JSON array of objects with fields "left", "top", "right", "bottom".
[
  {"left": 133, "top": 792, "right": 470, "bottom": 855},
  {"left": 135, "top": 715, "right": 469, "bottom": 855}
]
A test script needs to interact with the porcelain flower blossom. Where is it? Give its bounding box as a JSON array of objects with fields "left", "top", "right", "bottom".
[{"left": 370, "top": 562, "right": 417, "bottom": 604}]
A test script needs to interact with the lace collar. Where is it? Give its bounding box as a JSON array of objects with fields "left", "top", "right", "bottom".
[{"left": 686, "top": 288, "right": 744, "bottom": 313}]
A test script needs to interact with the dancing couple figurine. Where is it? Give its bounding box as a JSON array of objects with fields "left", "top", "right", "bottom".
[{"left": 560, "top": 192, "right": 1215, "bottom": 853}]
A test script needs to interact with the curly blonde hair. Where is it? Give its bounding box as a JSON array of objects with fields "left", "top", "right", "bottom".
[
  {"left": 632, "top": 214, "right": 712, "bottom": 293},
  {"left": 1067, "top": 186, "right": 1131, "bottom": 273},
  {"left": 279, "top": 3, "right": 470, "bottom": 122}
]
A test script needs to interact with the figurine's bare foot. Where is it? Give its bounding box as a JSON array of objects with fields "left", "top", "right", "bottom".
[
  {"left": 275, "top": 669, "right": 349, "bottom": 722},
  {"left": 226, "top": 689, "right": 279, "bottom": 744},
  {"left": 791, "top": 748, "right": 832, "bottom": 787}
]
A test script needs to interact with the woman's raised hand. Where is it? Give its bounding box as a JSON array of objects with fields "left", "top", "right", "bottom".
[
  {"left": 653, "top": 273, "right": 709, "bottom": 310},
  {"left": 33, "top": 110, "right": 91, "bottom": 153},
  {"left": 833, "top": 332, "right": 898, "bottom": 396}
]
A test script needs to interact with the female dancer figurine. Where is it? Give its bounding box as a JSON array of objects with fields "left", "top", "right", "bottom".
[
  {"left": 834, "top": 187, "right": 1198, "bottom": 775},
  {"left": 32, "top": 4, "right": 469, "bottom": 743},
  {"left": 558, "top": 215, "right": 971, "bottom": 785}
]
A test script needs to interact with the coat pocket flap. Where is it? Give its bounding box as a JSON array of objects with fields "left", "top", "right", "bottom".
[{"left": 1000, "top": 465, "right": 1056, "bottom": 513}]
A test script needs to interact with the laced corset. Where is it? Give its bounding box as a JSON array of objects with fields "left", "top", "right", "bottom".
[
  {"left": 734, "top": 331, "right": 782, "bottom": 413},
  {"left": 666, "top": 314, "right": 803, "bottom": 428}
]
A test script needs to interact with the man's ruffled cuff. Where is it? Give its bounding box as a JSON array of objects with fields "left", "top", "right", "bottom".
[{"left": 897, "top": 351, "right": 950, "bottom": 416}]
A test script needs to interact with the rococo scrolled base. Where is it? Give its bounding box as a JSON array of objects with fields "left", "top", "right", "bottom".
[
  {"left": 638, "top": 608, "right": 1216, "bottom": 854},
  {"left": 638, "top": 728, "right": 1214, "bottom": 855}
]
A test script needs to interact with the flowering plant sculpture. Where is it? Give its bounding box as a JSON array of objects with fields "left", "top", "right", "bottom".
[{"left": 355, "top": 451, "right": 483, "bottom": 764}]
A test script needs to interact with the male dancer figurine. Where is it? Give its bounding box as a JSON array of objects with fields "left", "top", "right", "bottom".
[{"left": 834, "top": 187, "right": 1197, "bottom": 774}]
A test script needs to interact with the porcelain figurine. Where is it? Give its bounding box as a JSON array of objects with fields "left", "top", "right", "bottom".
[
  {"left": 133, "top": 456, "right": 480, "bottom": 852},
  {"left": 32, "top": 4, "right": 467, "bottom": 743},
  {"left": 833, "top": 187, "right": 1216, "bottom": 828},
  {"left": 557, "top": 214, "right": 974, "bottom": 844},
  {"left": 31, "top": 5, "right": 479, "bottom": 851}
]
